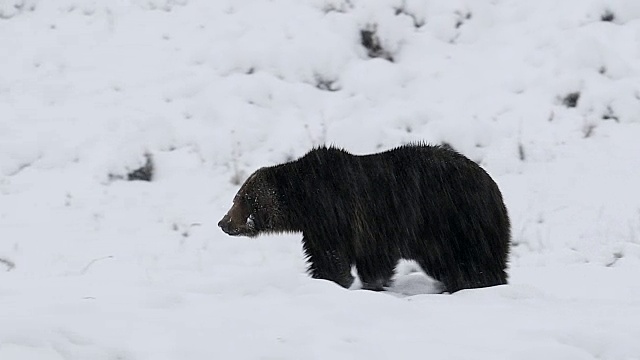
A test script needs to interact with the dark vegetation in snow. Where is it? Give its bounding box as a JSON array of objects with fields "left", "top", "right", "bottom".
[
  {"left": 127, "top": 153, "right": 154, "bottom": 181},
  {"left": 601, "top": 10, "right": 616, "bottom": 22},
  {"left": 518, "top": 143, "right": 526, "bottom": 161},
  {"left": 603, "top": 106, "right": 619, "bottom": 122},
  {"left": 455, "top": 10, "right": 472, "bottom": 29},
  {"left": 108, "top": 153, "right": 155, "bottom": 182},
  {"left": 360, "top": 26, "right": 394, "bottom": 62},
  {"left": 394, "top": 5, "right": 425, "bottom": 28},
  {"left": 315, "top": 75, "right": 340, "bottom": 92},
  {"left": 562, "top": 92, "right": 581, "bottom": 108},
  {"left": 0, "top": 257, "right": 15, "bottom": 271}
]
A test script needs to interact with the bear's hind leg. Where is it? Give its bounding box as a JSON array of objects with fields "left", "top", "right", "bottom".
[
  {"left": 415, "top": 258, "right": 449, "bottom": 293},
  {"left": 439, "top": 266, "right": 507, "bottom": 293}
]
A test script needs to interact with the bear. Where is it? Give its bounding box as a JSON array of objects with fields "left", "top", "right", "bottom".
[{"left": 218, "top": 144, "right": 510, "bottom": 293}]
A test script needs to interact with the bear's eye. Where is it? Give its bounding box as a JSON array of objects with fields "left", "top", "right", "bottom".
[{"left": 246, "top": 214, "right": 255, "bottom": 229}]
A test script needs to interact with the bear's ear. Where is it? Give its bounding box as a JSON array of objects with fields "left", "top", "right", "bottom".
[
  {"left": 245, "top": 170, "right": 260, "bottom": 183},
  {"left": 234, "top": 171, "right": 259, "bottom": 200},
  {"left": 238, "top": 167, "right": 267, "bottom": 191}
]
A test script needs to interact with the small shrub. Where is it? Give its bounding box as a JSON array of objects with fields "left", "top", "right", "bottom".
[
  {"left": 602, "top": 106, "right": 619, "bottom": 122},
  {"left": 360, "top": 26, "right": 394, "bottom": 62},
  {"left": 601, "top": 10, "right": 615, "bottom": 22},
  {"left": 562, "top": 92, "right": 580, "bottom": 108},
  {"left": 127, "top": 153, "right": 154, "bottom": 181}
]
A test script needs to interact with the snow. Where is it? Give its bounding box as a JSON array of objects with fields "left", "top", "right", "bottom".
[{"left": 1, "top": 0, "right": 640, "bottom": 358}]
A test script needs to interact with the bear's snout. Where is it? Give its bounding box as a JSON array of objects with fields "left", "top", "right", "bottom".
[
  {"left": 218, "top": 215, "right": 236, "bottom": 235},
  {"left": 218, "top": 214, "right": 251, "bottom": 236},
  {"left": 218, "top": 212, "right": 257, "bottom": 237}
]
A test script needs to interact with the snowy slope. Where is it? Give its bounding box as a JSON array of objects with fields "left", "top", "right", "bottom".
[{"left": 1, "top": 0, "right": 640, "bottom": 359}]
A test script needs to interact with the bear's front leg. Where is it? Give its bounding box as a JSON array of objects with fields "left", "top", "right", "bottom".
[
  {"left": 302, "top": 239, "right": 354, "bottom": 288},
  {"left": 355, "top": 254, "right": 396, "bottom": 291}
]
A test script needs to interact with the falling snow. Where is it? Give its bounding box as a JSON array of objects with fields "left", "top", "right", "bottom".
[{"left": 1, "top": 0, "right": 640, "bottom": 359}]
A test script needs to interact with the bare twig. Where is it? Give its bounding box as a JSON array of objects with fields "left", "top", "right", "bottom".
[{"left": 80, "top": 256, "right": 114, "bottom": 275}]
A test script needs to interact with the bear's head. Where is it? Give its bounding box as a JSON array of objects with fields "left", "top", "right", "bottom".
[{"left": 218, "top": 169, "right": 282, "bottom": 237}]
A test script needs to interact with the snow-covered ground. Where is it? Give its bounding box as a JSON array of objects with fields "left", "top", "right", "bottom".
[{"left": 2, "top": 0, "right": 640, "bottom": 358}]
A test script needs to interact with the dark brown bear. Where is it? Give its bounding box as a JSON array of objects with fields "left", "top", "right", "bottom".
[{"left": 218, "top": 144, "right": 510, "bottom": 293}]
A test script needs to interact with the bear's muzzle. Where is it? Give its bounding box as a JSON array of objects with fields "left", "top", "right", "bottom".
[{"left": 218, "top": 215, "right": 239, "bottom": 235}]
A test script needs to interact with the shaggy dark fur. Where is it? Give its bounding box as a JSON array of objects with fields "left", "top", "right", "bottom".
[{"left": 218, "top": 144, "right": 510, "bottom": 293}]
